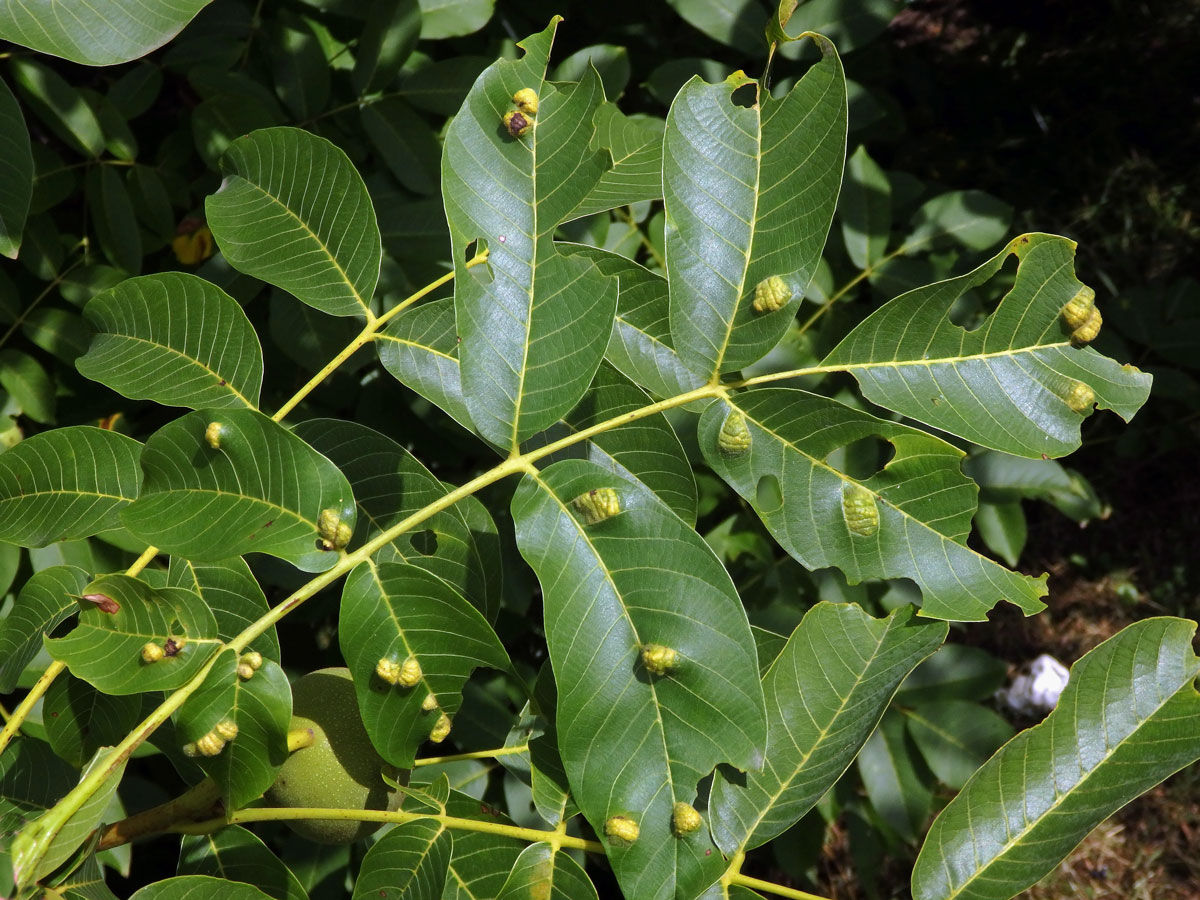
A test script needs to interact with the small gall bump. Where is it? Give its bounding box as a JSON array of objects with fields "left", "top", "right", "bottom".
[
  {"left": 605, "top": 814, "right": 640, "bottom": 844},
  {"left": 512, "top": 88, "right": 539, "bottom": 116},
  {"left": 140, "top": 642, "right": 165, "bottom": 664},
  {"left": 672, "top": 802, "right": 703, "bottom": 837},
  {"left": 422, "top": 693, "right": 439, "bottom": 712},
  {"left": 317, "top": 508, "right": 351, "bottom": 551},
  {"left": 214, "top": 719, "right": 239, "bottom": 741},
  {"left": 641, "top": 643, "right": 678, "bottom": 676},
  {"left": 1063, "top": 380, "right": 1095, "bottom": 413},
  {"left": 718, "top": 410, "right": 752, "bottom": 457},
  {"left": 842, "top": 484, "right": 880, "bottom": 537},
  {"left": 204, "top": 421, "right": 224, "bottom": 449},
  {"left": 571, "top": 488, "right": 621, "bottom": 525},
  {"left": 237, "top": 662, "right": 255, "bottom": 680},
  {"left": 397, "top": 656, "right": 422, "bottom": 688},
  {"left": 752, "top": 275, "right": 791, "bottom": 313},
  {"left": 241, "top": 651, "right": 263, "bottom": 671},
  {"left": 503, "top": 110, "right": 531, "bottom": 138},
  {"left": 195, "top": 732, "right": 226, "bottom": 757},
  {"left": 375, "top": 657, "right": 401, "bottom": 684},
  {"left": 1070, "top": 307, "right": 1102, "bottom": 347},
  {"left": 182, "top": 742, "right": 199, "bottom": 757},
  {"left": 1061, "top": 285, "right": 1095, "bottom": 330},
  {"left": 430, "top": 712, "right": 452, "bottom": 744}
]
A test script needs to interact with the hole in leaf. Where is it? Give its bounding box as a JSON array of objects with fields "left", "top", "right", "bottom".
[
  {"left": 948, "top": 253, "right": 1018, "bottom": 331},
  {"left": 411, "top": 530, "right": 438, "bottom": 556},
  {"left": 826, "top": 436, "right": 895, "bottom": 481},
  {"left": 464, "top": 238, "right": 492, "bottom": 285},
  {"left": 730, "top": 82, "right": 757, "bottom": 109},
  {"left": 755, "top": 474, "right": 783, "bottom": 513}
]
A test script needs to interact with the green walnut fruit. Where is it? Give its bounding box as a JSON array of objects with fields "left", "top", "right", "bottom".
[{"left": 265, "top": 667, "right": 404, "bottom": 843}]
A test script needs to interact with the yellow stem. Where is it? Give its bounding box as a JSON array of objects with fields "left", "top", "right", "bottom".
[
  {"left": 270, "top": 251, "right": 487, "bottom": 422},
  {"left": 0, "top": 660, "right": 64, "bottom": 750},
  {"left": 413, "top": 744, "right": 528, "bottom": 766},
  {"left": 182, "top": 806, "right": 605, "bottom": 854},
  {"left": 125, "top": 545, "right": 159, "bottom": 578},
  {"left": 728, "top": 873, "right": 832, "bottom": 900}
]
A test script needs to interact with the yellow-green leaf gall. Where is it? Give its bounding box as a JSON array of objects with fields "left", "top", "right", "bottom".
[
  {"left": 503, "top": 110, "right": 531, "bottom": 138},
  {"left": 571, "top": 488, "right": 621, "bottom": 525},
  {"left": 672, "top": 802, "right": 703, "bottom": 836},
  {"left": 317, "top": 508, "right": 352, "bottom": 551},
  {"left": 421, "top": 692, "right": 438, "bottom": 712},
  {"left": 605, "top": 814, "right": 640, "bottom": 844},
  {"left": 430, "top": 712, "right": 452, "bottom": 744},
  {"left": 641, "top": 643, "right": 678, "bottom": 676},
  {"left": 842, "top": 484, "right": 880, "bottom": 537},
  {"left": 1061, "top": 285, "right": 1095, "bottom": 330},
  {"left": 718, "top": 410, "right": 752, "bottom": 457},
  {"left": 214, "top": 719, "right": 239, "bottom": 741},
  {"left": 140, "top": 642, "right": 165, "bottom": 664},
  {"left": 752, "top": 275, "right": 791, "bottom": 313},
  {"left": 1063, "top": 380, "right": 1095, "bottom": 413},
  {"left": 1070, "top": 306, "right": 1103, "bottom": 347},
  {"left": 204, "top": 421, "right": 224, "bottom": 449},
  {"left": 512, "top": 88, "right": 539, "bottom": 116}
]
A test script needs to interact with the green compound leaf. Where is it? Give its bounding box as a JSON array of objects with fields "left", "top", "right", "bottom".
[
  {"left": 0, "top": 76, "right": 32, "bottom": 260},
  {"left": 698, "top": 390, "right": 1047, "bottom": 621},
  {"left": 710, "top": 603, "right": 946, "bottom": 855},
  {"left": 77, "top": 273, "right": 263, "bottom": 410},
  {"left": 167, "top": 556, "right": 279, "bottom": 661},
  {"left": 512, "top": 459, "right": 765, "bottom": 900},
  {"left": 122, "top": 409, "right": 356, "bottom": 572},
  {"left": 0, "top": 739, "right": 76, "bottom": 851},
  {"left": 912, "top": 617, "right": 1200, "bottom": 900},
  {"left": 0, "top": 0, "right": 211, "bottom": 66},
  {"left": 352, "top": 819, "right": 451, "bottom": 900},
  {"left": 524, "top": 364, "right": 698, "bottom": 525},
  {"left": 0, "top": 427, "right": 143, "bottom": 548},
  {"left": 0, "top": 348, "right": 56, "bottom": 423},
  {"left": 566, "top": 105, "right": 664, "bottom": 221},
  {"left": 495, "top": 843, "right": 598, "bottom": 900},
  {"left": 9, "top": 59, "right": 103, "bottom": 156},
  {"left": 340, "top": 562, "right": 509, "bottom": 767},
  {"left": 206, "top": 127, "right": 381, "bottom": 318},
  {"left": 376, "top": 297, "right": 473, "bottom": 434},
  {"left": 559, "top": 245, "right": 705, "bottom": 403},
  {"left": 0, "top": 565, "right": 88, "bottom": 693},
  {"left": 179, "top": 826, "right": 308, "bottom": 900},
  {"left": 129, "top": 875, "right": 276, "bottom": 900},
  {"left": 174, "top": 649, "right": 291, "bottom": 810},
  {"left": 664, "top": 36, "right": 846, "bottom": 378},
  {"left": 435, "top": 789, "right": 529, "bottom": 900},
  {"left": 823, "top": 233, "right": 1154, "bottom": 458},
  {"left": 442, "top": 20, "right": 618, "bottom": 449},
  {"left": 45, "top": 574, "right": 221, "bottom": 695},
  {"left": 294, "top": 418, "right": 501, "bottom": 621}
]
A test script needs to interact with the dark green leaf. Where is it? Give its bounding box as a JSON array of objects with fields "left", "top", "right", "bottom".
[
  {"left": 565, "top": 106, "right": 664, "bottom": 221},
  {"left": 362, "top": 98, "right": 441, "bottom": 195},
  {"left": 340, "top": 562, "right": 509, "bottom": 766},
  {"left": 554, "top": 44, "right": 631, "bottom": 98},
  {"left": 0, "top": 349, "right": 56, "bottom": 423},
  {"left": 858, "top": 709, "right": 931, "bottom": 842},
  {"left": 43, "top": 675, "right": 143, "bottom": 768},
  {"left": 78, "top": 272, "right": 262, "bottom": 410},
  {"left": 206, "top": 128, "right": 381, "bottom": 318},
  {"left": 0, "top": 427, "right": 142, "bottom": 547},
  {"left": 376, "top": 297, "right": 473, "bottom": 432},
  {"left": 417, "top": 0, "right": 494, "bottom": 39},
  {"left": 0, "top": 76, "right": 32, "bottom": 259},
  {"left": 46, "top": 574, "right": 221, "bottom": 695},
  {"left": 167, "top": 556, "right": 279, "bottom": 661},
  {"left": 352, "top": 0, "right": 420, "bottom": 95},
  {"left": 270, "top": 16, "right": 331, "bottom": 120},
  {"left": 122, "top": 409, "right": 356, "bottom": 571},
  {"left": 179, "top": 826, "right": 309, "bottom": 900},
  {"left": 495, "top": 843, "right": 597, "bottom": 900},
  {"left": 0, "top": 566, "right": 89, "bottom": 693},
  {"left": 9, "top": 59, "right": 104, "bottom": 156},
  {"left": 351, "top": 820, "right": 451, "bottom": 900},
  {"left": 666, "top": 0, "right": 767, "bottom": 54},
  {"left": 903, "top": 700, "right": 1013, "bottom": 790},
  {"left": 841, "top": 144, "right": 890, "bottom": 269},
  {"left": 129, "top": 875, "right": 276, "bottom": 900}
]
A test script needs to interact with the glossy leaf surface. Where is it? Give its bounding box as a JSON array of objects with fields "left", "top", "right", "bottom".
[
  {"left": 46, "top": 574, "right": 221, "bottom": 695},
  {"left": 512, "top": 459, "right": 765, "bottom": 900},
  {"left": 167, "top": 556, "right": 279, "bottom": 661},
  {"left": 178, "top": 826, "right": 308, "bottom": 900},
  {"left": 340, "top": 562, "right": 509, "bottom": 766},
  {"left": 0, "top": 427, "right": 143, "bottom": 548},
  {"left": 698, "top": 390, "right": 1048, "bottom": 621},
  {"left": 206, "top": 128, "right": 381, "bottom": 318},
  {"left": 912, "top": 617, "right": 1200, "bottom": 900},
  {"left": 442, "top": 20, "right": 618, "bottom": 448},
  {"left": 495, "top": 843, "right": 598, "bottom": 900},
  {"left": 824, "top": 234, "right": 1153, "bottom": 458},
  {"left": 351, "top": 820, "right": 451, "bottom": 900},
  {"left": 122, "top": 409, "right": 356, "bottom": 572},
  {"left": 711, "top": 603, "right": 945, "bottom": 854},
  {"left": 77, "top": 272, "right": 263, "bottom": 410},
  {"left": 665, "top": 37, "right": 846, "bottom": 377}
]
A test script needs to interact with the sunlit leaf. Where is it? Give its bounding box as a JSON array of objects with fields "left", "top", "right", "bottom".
[
  {"left": 122, "top": 409, "right": 356, "bottom": 572},
  {"left": 665, "top": 37, "right": 846, "bottom": 377},
  {"left": 698, "top": 390, "right": 1047, "bottom": 621},
  {"left": 352, "top": 820, "right": 451, "bottom": 900},
  {"left": 167, "top": 556, "right": 279, "bottom": 661},
  {"left": 206, "top": 127, "right": 381, "bottom": 318},
  {"left": 77, "top": 272, "right": 263, "bottom": 410},
  {"left": 179, "top": 826, "right": 308, "bottom": 900},
  {"left": 913, "top": 617, "right": 1200, "bottom": 900},
  {"left": 824, "top": 234, "right": 1153, "bottom": 458},
  {"left": 46, "top": 574, "right": 221, "bottom": 695},
  {"left": 495, "top": 843, "right": 597, "bottom": 900},
  {"left": 0, "top": 428, "right": 142, "bottom": 548}
]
